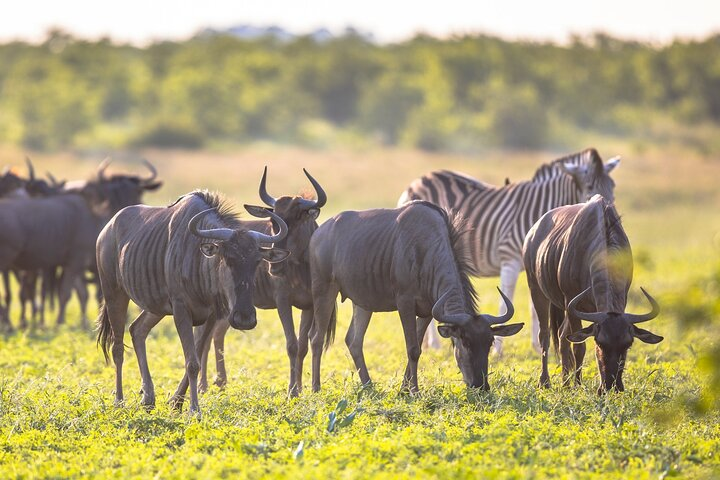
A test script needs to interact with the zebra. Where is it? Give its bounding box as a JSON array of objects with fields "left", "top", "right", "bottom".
[{"left": 398, "top": 148, "right": 620, "bottom": 355}]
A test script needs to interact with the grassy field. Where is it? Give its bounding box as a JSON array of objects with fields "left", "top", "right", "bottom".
[{"left": 0, "top": 142, "right": 718, "bottom": 478}]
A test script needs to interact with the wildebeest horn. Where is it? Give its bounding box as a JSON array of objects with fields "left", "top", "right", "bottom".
[
  {"left": 244, "top": 204, "right": 289, "bottom": 244},
  {"left": 624, "top": 287, "right": 660, "bottom": 324},
  {"left": 47, "top": 172, "right": 60, "bottom": 187},
  {"left": 97, "top": 157, "right": 112, "bottom": 181},
  {"left": 141, "top": 159, "right": 158, "bottom": 184},
  {"left": 298, "top": 168, "right": 327, "bottom": 209},
  {"left": 188, "top": 208, "right": 234, "bottom": 242},
  {"left": 482, "top": 287, "right": 515, "bottom": 325},
  {"left": 567, "top": 287, "right": 606, "bottom": 323},
  {"left": 258, "top": 166, "right": 276, "bottom": 207},
  {"left": 432, "top": 290, "right": 471, "bottom": 325},
  {"left": 25, "top": 156, "right": 35, "bottom": 181}
]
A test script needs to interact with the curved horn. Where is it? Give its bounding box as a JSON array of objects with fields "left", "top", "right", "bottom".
[
  {"left": 483, "top": 287, "right": 516, "bottom": 325},
  {"left": 141, "top": 159, "right": 158, "bottom": 184},
  {"left": 25, "top": 156, "right": 35, "bottom": 181},
  {"left": 624, "top": 287, "right": 660, "bottom": 324},
  {"left": 97, "top": 157, "right": 112, "bottom": 181},
  {"left": 245, "top": 206, "right": 288, "bottom": 244},
  {"left": 299, "top": 168, "right": 327, "bottom": 209},
  {"left": 567, "top": 286, "right": 606, "bottom": 323},
  {"left": 258, "top": 166, "right": 276, "bottom": 207},
  {"left": 188, "top": 208, "right": 234, "bottom": 242},
  {"left": 432, "top": 290, "right": 472, "bottom": 325}
]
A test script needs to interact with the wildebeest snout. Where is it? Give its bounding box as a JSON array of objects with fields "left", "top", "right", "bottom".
[{"left": 229, "top": 310, "right": 257, "bottom": 330}]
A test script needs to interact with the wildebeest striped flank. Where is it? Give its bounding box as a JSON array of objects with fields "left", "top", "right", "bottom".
[{"left": 398, "top": 148, "right": 620, "bottom": 354}]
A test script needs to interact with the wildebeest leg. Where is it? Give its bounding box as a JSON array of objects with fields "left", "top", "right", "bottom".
[
  {"left": 129, "top": 310, "right": 164, "bottom": 408},
  {"left": 572, "top": 330, "right": 586, "bottom": 386},
  {"left": 169, "top": 310, "right": 215, "bottom": 415},
  {"left": 309, "top": 282, "right": 339, "bottom": 392},
  {"left": 56, "top": 266, "right": 81, "bottom": 326},
  {"left": 345, "top": 303, "right": 373, "bottom": 386},
  {"left": 198, "top": 318, "right": 230, "bottom": 392},
  {"left": 19, "top": 270, "right": 35, "bottom": 330},
  {"left": 73, "top": 276, "right": 89, "bottom": 329},
  {"left": 497, "top": 259, "right": 523, "bottom": 357},
  {"left": 105, "top": 293, "right": 130, "bottom": 407},
  {"left": 422, "top": 320, "right": 442, "bottom": 349},
  {"left": 527, "top": 278, "right": 552, "bottom": 387},
  {"left": 295, "top": 309, "right": 312, "bottom": 393},
  {"left": 398, "top": 298, "right": 422, "bottom": 394},
  {"left": 275, "top": 294, "right": 301, "bottom": 397},
  {"left": 2, "top": 270, "right": 13, "bottom": 331},
  {"left": 558, "top": 312, "right": 577, "bottom": 387}
]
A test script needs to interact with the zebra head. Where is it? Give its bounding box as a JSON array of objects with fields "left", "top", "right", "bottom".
[{"left": 560, "top": 151, "right": 620, "bottom": 203}]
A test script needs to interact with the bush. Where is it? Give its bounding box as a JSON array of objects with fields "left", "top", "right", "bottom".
[{"left": 131, "top": 121, "right": 205, "bottom": 149}]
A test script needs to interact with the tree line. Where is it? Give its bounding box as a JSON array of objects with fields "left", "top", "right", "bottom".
[{"left": 0, "top": 29, "right": 719, "bottom": 151}]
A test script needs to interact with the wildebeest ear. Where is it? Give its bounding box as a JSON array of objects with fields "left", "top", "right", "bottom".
[
  {"left": 143, "top": 181, "right": 163, "bottom": 191},
  {"left": 437, "top": 324, "right": 459, "bottom": 339},
  {"left": 245, "top": 204, "right": 273, "bottom": 218},
  {"left": 200, "top": 243, "right": 220, "bottom": 258},
  {"left": 307, "top": 208, "right": 320, "bottom": 220},
  {"left": 632, "top": 326, "right": 663, "bottom": 344},
  {"left": 491, "top": 323, "right": 524, "bottom": 337},
  {"left": 566, "top": 325, "right": 596, "bottom": 343},
  {"left": 260, "top": 247, "right": 290, "bottom": 264}
]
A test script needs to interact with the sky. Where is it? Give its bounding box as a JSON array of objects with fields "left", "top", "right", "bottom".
[{"left": 1, "top": 0, "right": 718, "bottom": 45}]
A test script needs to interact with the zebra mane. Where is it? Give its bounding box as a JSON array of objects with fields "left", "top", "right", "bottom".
[
  {"left": 170, "top": 190, "right": 242, "bottom": 229},
  {"left": 531, "top": 148, "right": 601, "bottom": 182}
]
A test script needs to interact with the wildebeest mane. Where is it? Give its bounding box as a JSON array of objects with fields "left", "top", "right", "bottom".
[
  {"left": 413, "top": 200, "right": 479, "bottom": 313},
  {"left": 170, "top": 189, "right": 242, "bottom": 229}
]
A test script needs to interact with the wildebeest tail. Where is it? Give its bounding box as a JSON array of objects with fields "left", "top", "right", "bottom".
[
  {"left": 96, "top": 301, "right": 112, "bottom": 365},
  {"left": 324, "top": 301, "right": 337, "bottom": 352}
]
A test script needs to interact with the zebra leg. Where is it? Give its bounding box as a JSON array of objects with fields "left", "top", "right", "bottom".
[
  {"left": 497, "top": 260, "right": 523, "bottom": 357},
  {"left": 422, "top": 319, "right": 442, "bottom": 349},
  {"left": 345, "top": 303, "right": 373, "bottom": 386},
  {"left": 129, "top": 310, "right": 164, "bottom": 408},
  {"left": 530, "top": 296, "right": 542, "bottom": 354}
]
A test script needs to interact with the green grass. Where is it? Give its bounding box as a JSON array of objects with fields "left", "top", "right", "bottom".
[{"left": 0, "top": 143, "right": 719, "bottom": 478}]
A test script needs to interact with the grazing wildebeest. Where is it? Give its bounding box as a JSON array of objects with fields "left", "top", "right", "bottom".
[
  {"left": 305, "top": 200, "right": 523, "bottom": 393},
  {"left": 523, "top": 194, "right": 662, "bottom": 393},
  {"left": 197, "top": 167, "right": 327, "bottom": 397},
  {"left": 95, "top": 191, "right": 290, "bottom": 415},
  {"left": 399, "top": 148, "right": 620, "bottom": 355}
]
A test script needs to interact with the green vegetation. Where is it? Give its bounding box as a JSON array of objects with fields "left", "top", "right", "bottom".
[
  {"left": 0, "top": 143, "right": 718, "bottom": 478},
  {"left": 1, "top": 30, "right": 720, "bottom": 152}
]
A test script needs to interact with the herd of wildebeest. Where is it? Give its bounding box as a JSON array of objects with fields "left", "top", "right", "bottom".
[{"left": 0, "top": 148, "right": 663, "bottom": 415}]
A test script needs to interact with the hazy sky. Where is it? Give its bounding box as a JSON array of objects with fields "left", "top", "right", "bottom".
[{"left": 1, "top": 0, "right": 718, "bottom": 44}]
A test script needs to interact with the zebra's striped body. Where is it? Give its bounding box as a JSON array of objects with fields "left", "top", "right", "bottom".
[{"left": 399, "top": 148, "right": 620, "bottom": 353}]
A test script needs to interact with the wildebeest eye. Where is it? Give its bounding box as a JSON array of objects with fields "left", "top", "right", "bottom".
[{"left": 200, "top": 243, "right": 219, "bottom": 258}]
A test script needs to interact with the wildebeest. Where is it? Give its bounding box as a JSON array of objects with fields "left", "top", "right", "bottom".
[
  {"left": 0, "top": 159, "right": 162, "bottom": 330},
  {"left": 305, "top": 200, "right": 522, "bottom": 393},
  {"left": 197, "top": 167, "right": 327, "bottom": 397},
  {"left": 0, "top": 167, "right": 25, "bottom": 198},
  {"left": 522, "top": 194, "right": 662, "bottom": 393},
  {"left": 96, "top": 191, "right": 290, "bottom": 415},
  {"left": 399, "top": 148, "right": 620, "bottom": 355}
]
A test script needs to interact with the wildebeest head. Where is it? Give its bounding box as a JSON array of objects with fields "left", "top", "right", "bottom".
[
  {"left": 435, "top": 288, "right": 523, "bottom": 390},
  {"left": 566, "top": 286, "right": 662, "bottom": 393},
  {"left": 0, "top": 166, "right": 25, "bottom": 197},
  {"left": 189, "top": 205, "right": 290, "bottom": 330},
  {"left": 258, "top": 166, "right": 327, "bottom": 269},
  {"left": 560, "top": 151, "right": 620, "bottom": 203},
  {"left": 96, "top": 158, "right": 163, "bottom": 208},
  {"left": 23, "top": 157, "right": 66, "bottom": 197}
]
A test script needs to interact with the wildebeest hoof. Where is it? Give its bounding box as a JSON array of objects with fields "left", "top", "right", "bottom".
[
  {"left": 539, "top": 377, "right": 551, "bottom": 388},
  {"left": 214, "top": 377, "right": 227, "bottom": 389},
  {"left": 168, "top": 395, "right": 185, "bottom": 411},
  {"left": 113, "top": 398, "right": 125, "bottom": 408},
  {"left": 141, "top": 393, "right": 155, "bottom": 408},
  {"left": 198, "top": 382, "right": 208, "bottom": 394}
]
